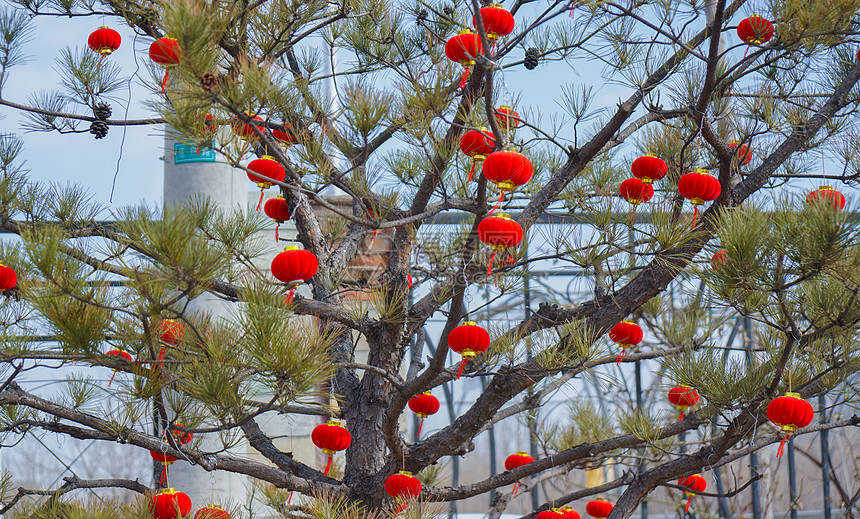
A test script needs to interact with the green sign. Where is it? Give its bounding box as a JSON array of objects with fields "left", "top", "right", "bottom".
[{"left": 173, "top": 142, "right": 216, "bottom": 164}]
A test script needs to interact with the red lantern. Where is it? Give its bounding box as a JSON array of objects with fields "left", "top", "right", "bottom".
[
  {"left": 460, "top": 128, "right": 496, "bottom": 181},
  {"left": 668, "top": 385, "right": 700, "bottom": 420},
  {"left": 737, "top": 15, "right": 774, "bottom": 45},
  {"left": 728, "top": 141, "right": 752, "bottom": 165},
  {"left": 271, "top": 246, "right": 318, "bottom": 304},
  {"left": 157, "top": 320, "right": 185, "bottom": 345},
  {"left": 448, "top": 321, "right": 491, "bottom": 379},
  {"left": 312, "top": 419, "right": 352, "bottom": 476},
  {"left": 494, "top": 105, "right": 522, "bottom": 132},
  {"left": 560, "top": 506, "right": 580, "bottom": 519},
  {"left": 169, "top": 422, "right": 194, "bottom": 445},
  {"left": 149, "top": 37, "right": 181, "bottom": 92},
  {"left": 264, "top": 195, "right": 292, "bottom": 241},
  {"left": 88, "top": 27, "right": 121, "bottom": 57},
  {"left": 536, "top": 510, "right": 567, "bottom": 519},
  {"left": 473, "top": 4, "right": 515, "bottom": 41},
  {"left": 195, "top": 505, "right": 230, "bottom": 519},
  {"left": 150, "top": 488, "right": 192, "bottom": 519},
  {"left": 408, "top": 391, "right": 440, "bottom": 438},
  {"left": 232, "top": 115, "right": 265, "bottom": 140},
  {"left": 619, "top": 178, "right": 654, "bottom": 205},
  {"left": 477, "top": 213, "right": 524, "bottom": 274},
  {"left": 483, "top": 149, "right": 533, "bottom": 192},
  {"left": 445, "top": 30, "right": 483, "bottom": 88},
  {"left": 805, "top": 186, "right": 846, "bottom": 210},
  {"left": 247, "top": 155, "right": 286, "bottom": 210},
  {"left": 678, "top": 169, "right": 721, "bottom": 226},
  {"left": 585, "top": 498, "right": 613, "bottom": 519},
  {"left": 767, "top": 392, "right": 814, "bottom": 457},
  {"left": 150, "top": 451, "right": 177, "bottom": 485},
  {"left": 711, "top": 249, "right": 728, "bottom": 269},
  {"left": 273, "top": 123, "right": 296, "bottom": 144},
  {"left": 679, "top": 474, "right": 707, "bottom": 511},
  {"left": 106, "top": 349, "right": 133, "bottom": 386},
  {"left": 385, "top": 471, "right": 422, "bottom": 515},
  {"left": 631, "top": 154, "right": 668, "bottom": 184},
  {"left": 504, "top": 451, "right": 534, "bottom": 496},
  {"left": 609, "top": 320, "right": 643, "bottom": 364},
  {"left": 0, "top": 263, "right": 17, "bottom": 292}
]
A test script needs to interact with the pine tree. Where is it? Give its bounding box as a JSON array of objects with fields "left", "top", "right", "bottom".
[{"left": 1, "top": 0, "right": 860, "bottom": 518}]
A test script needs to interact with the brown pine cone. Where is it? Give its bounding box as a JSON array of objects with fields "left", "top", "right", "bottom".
[{"left": 200, "top": 73, "right": 219, "bottom": 92}]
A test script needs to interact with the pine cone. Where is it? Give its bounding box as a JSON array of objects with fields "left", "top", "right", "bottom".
[
  {"left": 416, "top": 9, "right": 428, "bottom": 23},
  {"left": 90, "top": 120, "right": 109, "bottom": 139},
  {"left": 524, "top": 48, "right": 539, "bottom": 70},
  {"left": 93, "top": 102, "right": 112, "bottom": 120},
  {"left": 200, "top": 73, "right": 219, "bottom": 92},
  {"left": 443, "top": 5, "right": 454, "bottom": 15}
]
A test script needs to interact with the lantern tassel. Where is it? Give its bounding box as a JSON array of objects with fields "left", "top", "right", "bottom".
[
  {"left": 108, "top": 371, "right": 116, "bottom": 387},
  {"left": 467, "top": 159, "right": 477, "bottom": 182},
  {"left": 275, "top": 223, "right": 280, "bottom": 242},
  {"left": 615, "top": 349, "right": 626, "bottom": 364},
  {"left": 685, "top": 495, "right": 693, "bottom": 512},
  {"left": 417, "top": 418, "right": 424, "bottom": 439},
  {"left": 285, "top": 286, "right": 297, "bottom": 306},
  {"left": 159, "top": 464, "right": 168, "bottom": 485},
  {"left": 678, "top": 408, "right": 685, "bottom": 421},
  {"left": 160, "top": 70, "right": 169, "bottom": 93},
  {"left": 512, "top": 482, "right": 520, "bottom": 497},
  {"left": 287, "top": 491, "right": 293, "bottom": 504},
  {"left": 691, "top": 206, "right": 699, "bottom": 228},
  {"left": 776, "top": 433, "right": 790, "bottom": 458},
  {"left": 490, "top": 192, "right": 504, "bottom": 215},
  {"left": 487, "top": 251, "right": 497, "bottom": 276},
  {"left": 457, "top": 358, "right": 468, "bottom": 379},
  {"left": 256, "top": 190, "right": 264, "bottom": 211},
  {"left": 323, "top": 455, "right": 333, "bottom": 477},
  {"left": 459, "top": 67, "right": 471, "bottom": 88},
  {"left": 371, "top": 229, "right": 378, "bottom": 244},
  {"left": 630, "top": 206, "right": 637, "bottom": 227},
  {"left": 158, "top": 348, "right": 166, "bottom": 369},
  {"left": 395, "top": 502, "right": 409, "bottom": 516}
]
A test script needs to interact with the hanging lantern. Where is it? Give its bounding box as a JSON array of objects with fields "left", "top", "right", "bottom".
[
  {"left": 149, "top": 451, "right": 177, "bottom": 485},
  {"left": 668, "top": 385, "right": 700, "bottom": 420},
  {"left": 472, "top": 5, "right": 515, "bottom": 42},
  {"left": 157, "top": 320, "right": 185, "bottom": 345},
  {"left": 445, "top": 29, "right": 483, "bottom": 88},
  {"left": 88, "top": 27, "right": 121, "bottom": 58},
  {"left": 105, "top": 349, "right": 133, "bottom": 386},
  {"left": 149, "top": 37, "right": 181, "bottom": 92},
  {"left": 482, "top": 150, "right": 533, "bottom": 211},
  {"left": 619, "top": 178, "right": 654, "bottom": 206},
  {"left": 585, "top": 498, "right": 613, "bottom": 519},
  {"left": 232, "top": 115, "right": 265, "bottom": 141},
  {"left": 560, "top": 506, "right": 580, "bottom": 519},
  {"left": 273, "top": 122, "right": 297, "bottom": 145},
  {"left": 460, "top": 128, "right": 496, "bottom": 182},
  {"left": 728, "top": 141, "right": 752, "bottom": 166},
  {"left": 494, "top": 106, "right": 522, "bottom": 133},
  {"left": 477, "top": 213, "right": 524, "bottom": 274},
  {"left": 264, "top": 196, "right": 292, "bottom": 241},
  {"left": 678, "top": 169, "right": 721, "bottom": 226},
  {"left": 737, "top": 15, "right": 774, "bottom": 45},
  {"left": 678, "top": 474, "right": 707, "bottom": 512},
  {"left": 609, "top": 320, "right": 643, "bottom": 364},
  {"left": 195, "top": 505, "right": 231, "bottom": 519},
  {"left": 504, "top": 451, "right": 535, "bottom": 496},
  {"left": 385, "top": 471, "right": 422, "bottom": 515},
  {"left": 767, "top": 392, "right": 814, "bottom": 457},
  {"left": 805, "top": 186, "right": 846, "bottom": 210},
  {"left": 448, "top": 321, "right": 491, "bottom": 379},
  {"left": 711, "top": 249, "right": 728, "bottom": 270},
  {"left": 271, "top": 246, "right": 319, "bottom": 304},
  {"left": 169, "top": 422, "right": 194, "bottom": 445},
  {"left": 0, "top": 263, "right": 17, "bottom": 292},
  {"left": 312, "top": 419, "right": 352, "bottom": 476},
  {"left": 631, "top": 154, "right": 668, "bottom": 184},
  {"left": 247, "top": 156, "right": 287, "bottom": 211},
  {"left": 150, "top": 488, "right": 192, "bottom": 519},
  {"left": 408, "top": 391, "right": 440, "bottom": 439},
  {"left": 536, "top": 510, "right": 567, "bottom": 519}
]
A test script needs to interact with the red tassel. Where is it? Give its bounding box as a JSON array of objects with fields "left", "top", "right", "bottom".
[
  {"left": 371, "top": 229, "right": 378, "bottom": 244},
  {"left": 512, "top": 482, "right": 520, "bottom": 497},
  {"left": 158, "top": 347, "right": 166, "bottom": 369},
  {"left": 776, "top": 433, "right": 789, "bottom": 458},
  {"left": 615, "top": 349, "right": 626, "bottom": 364},
  {"left": 395, "top": 503, "right": 408, "bottom": 515},
  {"left": 679, "top": 408, "right": 685, "bottom": 421},
  {"left": 275, "top": 223, "right": 280, "bottom": 242},
  {"left": 108, "top": 371, "right": 116, "bottom": 386},
  {"left": 417, "top": 418, "right": 424, "bottom": 439},
  {"left": 487, "top": 251, "right": 497, "bottom": 276},
  {"left": 288, "top": 491, "right": 293, "bottom": 504},
  {"left": 685, "top": 496, "right": 693, "bottom": 512},
  {"left": 323, "top": 455, "right": 333, "bottom": 476},
  {"left": 457, "top": 358, "right": 468, "bottom": 379},
  {"left": 256, "top": 190, "right": 264, "bottom": 211},
  {"left": 159, "top": 464, "right": 168, "bottom": 485},
  {"left": 160, "top": 70, "right": 169, "bottom": 93},
  {"left": 467, "top": 160, "right": 477, "bottom": 182},
  {"left": 459, "top": 67, "right": 471, "bottom": 88},
  {"left": 630, "top": 206, "right": 637, "bottom": 227},
  {"left": 691, "top": 206, "right": 699, "bottom": 228},
  {"left": 489, "top": 192, "right": 504, "bottom": 214},
  {"left": 285, "top": 286, "right": 297, "bottom": 306}
]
